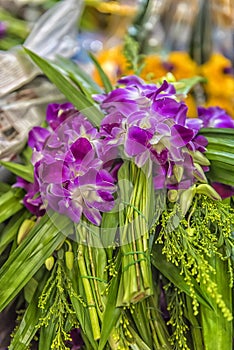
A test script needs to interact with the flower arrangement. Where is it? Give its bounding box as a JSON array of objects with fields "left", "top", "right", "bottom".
[{"left": 0, "top": 38, "right": 233, "bottom": 350}]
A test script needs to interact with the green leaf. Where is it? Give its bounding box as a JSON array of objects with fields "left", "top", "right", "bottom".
[
  {"left": 0, "top": 182, "right": 11, "bottom": 195},
  {"left": 205, "top": 151, "right": 234, "bottom": 166},
  {"left": 0, "top": 188, "right": 24, "bottom": 224},
  {"left": 0, "top": 160, "right": 34, "bottom": 182},
  {"left": 21, "top": 146, "right": 33, "bottom": 164},
  {"left": 0, "top": 209, "right": 31, "bottom": 254},
  {"left": 100, "top": 210, "right": 119, "bottom": 248},
  {"left": 55, "top": 56, "right": 103, "bottom": 94},
  {"left": 89, "top": 52, "right": 113, "bottom": 93},
  {"left": 200, "top": 252, "right": 233, "bottom": 350},
  {"left": 9, "top": 270, "right": 49, "bottom": 350},
  {"left": 98, "top": 255, "right": 122, "bottom": 350},
  {"left": 128, "top": 326, "right": 152, "bottom": 350},
  {"left": 0, "top": 213, "right": 71, "bottom": 311},
  {"left": 151, "top": 243, "right": 215, "bottom": 310},
  {"left": 205, "top": 137, "right": 234, "bottom": 153},
  {"left": 199, "top": 127, "right": 234, "bottom": 138},
  {"left": 198, "top": 128, "right": 234, "bottom": 187},
  {"left": 206, "top": 164, "right": 234, "bottom": 187},
  {"left": 39, "top": 322, "right": 57, "bottom": 350},
  {"left": 174, "top": 76, "right": 206, "bottom": 95},
  {"left": 24, "top": 48, "right": 104, "bottom": 126},
  {"left": 67, "top": 265, "right": 99, "bottom": 350}
]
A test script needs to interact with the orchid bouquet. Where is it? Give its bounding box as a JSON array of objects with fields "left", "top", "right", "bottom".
[{"left": 0, "top": 40, "right": 233, "bottom": 350}]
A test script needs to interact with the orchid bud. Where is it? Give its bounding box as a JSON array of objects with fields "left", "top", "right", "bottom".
[
  {"left": 45, "top": 256, "right": 55, "bottom": 271},
  {"left": 179, "top": 185, "right": 196, "bottom": 216},
  {"left": 168, "top": 189, "right": 178, "bottom": 202},
  {"left": 17, "top": 219, "right": 35, "bottom": 245},
  {"left": 191, "top": 151, "right": 210, "bottom": 166},
  {"left": 196, "top": 184, "right": 221, "bottom": 200},
  {"left": 193, "top": 163, "right": 208, "bottom": 183},
  {"left": 173, "top": 165, "right": 183, "bottom": 183},
  {"left": 65, "top": 251, "right": 74, "bottom": 270}
]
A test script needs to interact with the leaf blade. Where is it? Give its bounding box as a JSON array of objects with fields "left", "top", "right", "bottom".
[{"left": 24, "top": 48, "right": 104, "bottom": 126}]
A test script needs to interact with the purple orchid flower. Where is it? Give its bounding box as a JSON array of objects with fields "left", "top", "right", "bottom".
[
  {"left": 98, "top": 76, "right": 208, "bottom": 190},
  {"left": 14, "top": 176, "right": 45, "bottom": 217},
  {"left": 186, "top": 106, "right": 234, "bottom": 130},
  {"left": 24, "top": 107, "right": 116, "bottom": 225},
  {"left": 38, "top": 136, "right": 115, "bottom": 225},
  {"left": 198, "top": 106, "right": 234, "bottom": 128}
]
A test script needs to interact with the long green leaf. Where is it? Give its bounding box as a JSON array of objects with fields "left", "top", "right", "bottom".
[
  {"left": 0, "top": 188, "right": 24, "bottom": 224},
  {"left": 200, "top": 252, "right": 232, "bottom": 350},
  {"left": 199, "top": 127, "right": 234, "bottom": 138},
  {"left": 205, "top": 151, "right": 234, "bottom": 166},
  {"left": 0, "top": 182, "right": 11, "bottom": 195},
  {"left": 98, "top": 254, "right": 122, "bottom": 350},
  {"left": 89, "top": 52, "right": 113, "bottom": 93},
  {"left": 39, "top": 322, "right": 57, "bottom": 350},
  {"left": 205, "top": 137, "right": 234, "bottom": 152},
  {"left": 55, "top": 56, "right": 103, "bottom": 94},
  {"left": 0, "top": 161, "right": 33, "bottom": 182},
  {"left": 9, "top": 270, "right": 49, "bottom": 350},
  {"left": 67, "top": 264, "right": 98, "bottom": 350},
  {"left": 0, "top": 209, "right": 30, "bottom": 254},
  {"left": 24, "top": 48, "right": 104, "bottom": 126},
  {"left": 151, "top": 243, "right": 215, "bottom": 310},
  {"left": 206, "top": 165, "right": 234, "bottom": 187},
  {"left": 0, "top": 213, "right": 71, "bottom": 311}
]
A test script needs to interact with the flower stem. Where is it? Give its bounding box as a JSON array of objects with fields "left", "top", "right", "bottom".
[{"left": 77, "top": 243, "right": 101, "bottom": 341}]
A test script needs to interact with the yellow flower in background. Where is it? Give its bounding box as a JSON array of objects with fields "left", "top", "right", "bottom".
[
  {"left": 94, "top": 49, "right": 199, "bottom": 84},
  {"left": 93, "top": 46, "right": 129, "bottom": 85},
  {"left": 167, "top": 52, "right": 198, "bottom": 79},
  {"left": 205, "top": 96, "right": 234, "bottom": 119},
  {"left": 93, "top": 47, "right": 234, "bottom": 119},
  {"left": 140, "top": 55, "right": 167, "bottom": 81},
  {"left": 199, "top": 53, "right": 234, "bottom": 118},
  {"left": 184, "top": 94, "right": 198, "bottom": 118},
  {"left": 200, "top": 53, "right": 234, "bottom": 98}
]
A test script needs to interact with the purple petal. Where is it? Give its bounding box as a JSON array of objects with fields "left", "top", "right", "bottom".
[
  {"left": 70, "top": 138, "right": 93, "bottom": 162},
  {"left": 171, "top": 125, "right": 194, "bottom": 147},
  {"left": 38, "top": 161, "right": 69, "bottom": 183},
  {"left": 211, "top": 182, "right": 234, "bottom": 199},
  {"left": 28, "top": 127, "right": 51, "bottom": 151},
  {"left": 82, "top": 205, "right": 102, "bottom": 226},
  {"left": 185, "top": 118, "right": 203, "bottom": 131},
  {"left": 198, "top": 106, "right": 234, "bottom": 128}
]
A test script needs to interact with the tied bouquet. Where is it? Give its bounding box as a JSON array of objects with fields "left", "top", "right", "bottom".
[{"left": 0, "top": 40, "right": 233, "bottom": 350}]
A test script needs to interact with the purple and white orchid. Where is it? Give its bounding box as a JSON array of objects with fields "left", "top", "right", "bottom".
[{"left": 16, "top": 75, "right": 234, "bottom": 224}]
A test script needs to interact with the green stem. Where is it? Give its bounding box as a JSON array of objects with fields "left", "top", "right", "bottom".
[
  {"left": 77, "top": 244, "right": 101, "bottom": 340},
  {"left": 117, "top": 163, "right": 153, "bottom": 305}
]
